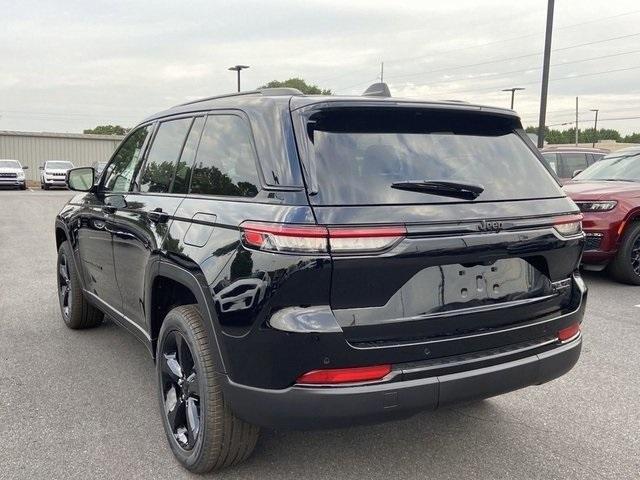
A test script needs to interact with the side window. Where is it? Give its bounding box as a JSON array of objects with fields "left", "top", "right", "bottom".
[
  {"left": 560, "top": 153, "right": 588, "bottom": 177},
  {"left": 189, "top": 115, "right": 260, "bottom": 197},
  {"left": 139, "top": 118, "right": 192, "bottom": 193},
  {"left": 102, "top": 126, "right": 152, "bottom": 192},
  {"left": 542, "top": 153, "right": 558, "bottom": 174},
  {"left": 171, "top": 117, "right": 205, "bottom": 194}
]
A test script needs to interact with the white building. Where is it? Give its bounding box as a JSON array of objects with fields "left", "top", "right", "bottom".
[{"left": 0, "top": 130, "right": 124, "bottom": 181}]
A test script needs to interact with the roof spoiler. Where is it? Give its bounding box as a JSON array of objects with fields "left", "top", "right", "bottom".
[{"left": 362, "top": 82, "right": 391, "bottom": 97}]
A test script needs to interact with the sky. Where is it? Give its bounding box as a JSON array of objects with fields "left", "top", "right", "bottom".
[{"left": 1, "top": 0, "right": 639, "bottom": 135}]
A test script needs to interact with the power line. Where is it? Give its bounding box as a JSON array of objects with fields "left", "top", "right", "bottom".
[
  {"left": 317, "top": 10, "right": 640, "bottom": 84},
  {"left": 319, "top": 8, "right": 640, "bottom": 85},
  {"left": 384, "top": 9, "right": 640, "bottom": 66},
  {"left": 0, "top": 109, "right": 144, "bottom": 119},
  {"left": 364, "top": 49, "right": 640, "bottom": 93},
  {"left": 422, "top": 65, "right": 640, "bottom": 97},
  {"left": 383, "top": 32, "right": 640, "bottom": 83}
]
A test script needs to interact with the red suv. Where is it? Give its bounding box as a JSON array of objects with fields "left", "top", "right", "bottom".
[{"left": 563, "top": 146, "right": 640, "bottom": 284}]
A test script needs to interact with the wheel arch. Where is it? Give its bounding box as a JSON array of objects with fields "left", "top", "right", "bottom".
[
  {"left": 618, "top": 207, "right": 640, "bottom": 240},
  {"left": 148, "top": 261, "right": 227, "bottom": 374},
  {"left": 55, "top": 219, "right": 87, "bottom": 290}
]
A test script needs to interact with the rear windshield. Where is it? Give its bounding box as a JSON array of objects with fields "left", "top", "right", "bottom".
[{"left": 300, "top": 107, "right": 562, "bottom": 205}]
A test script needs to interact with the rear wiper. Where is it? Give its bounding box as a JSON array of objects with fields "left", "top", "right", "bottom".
[{"left": 391, "top": 179, "right": 484, "bottom": 200}]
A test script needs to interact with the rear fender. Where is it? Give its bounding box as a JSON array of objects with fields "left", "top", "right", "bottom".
[{"left": 153, "top": 260, "right": 228, "bottom": 374}]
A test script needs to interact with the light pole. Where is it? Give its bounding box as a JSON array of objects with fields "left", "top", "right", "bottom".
[
  {"left": 537, "top": 0, "right": 555, "bottom": 148},
  {"left": 502, "top": 87, "right": 525, "bottom": 109},
  {"left": 228, "top": 65, "right": 250, "bottom": 92},
  {"left": 590, "top": 109, "right": 599, "bottom": 147}
]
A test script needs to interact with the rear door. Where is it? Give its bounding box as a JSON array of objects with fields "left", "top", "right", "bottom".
[
  {"left": 293, "top": 105, "right": 583, "bottom": 347},
  {"left": 110, "top": 116, "right": 200, "bottom": 329}
]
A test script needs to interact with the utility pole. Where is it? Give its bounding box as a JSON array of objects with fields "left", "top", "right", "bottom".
[
  {"left": 537, "top": 0, "right": 555, "bottom": 148},
  {"left": 575, "top": 96, "right": 579, "bottom": 146},
  {"left": 590, "top": 109, "right": 599, "bottom": 147},
  {"left": 380, "top": 62, "right": 384, "bottom": 82},
  {"left": 502, "top": 87, "right": 525, "bottom": 110},
  {"left": 228, "top": 65, "right": 250, "bottom": 92}
]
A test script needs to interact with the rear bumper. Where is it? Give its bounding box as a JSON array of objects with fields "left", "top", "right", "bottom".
[{"left": 221, "top": 335, "right": 582, "bottom": 429}]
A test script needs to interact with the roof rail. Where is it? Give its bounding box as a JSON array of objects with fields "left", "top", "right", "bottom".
[
  {"left": 257, "top": 87, "right": 303, "bottom": 96},
  {"left": 174, "top": 90, "right": 261, "bottom": 108},
  {"left": 173, "top": 87, "right": 304, "bottom": 108}
]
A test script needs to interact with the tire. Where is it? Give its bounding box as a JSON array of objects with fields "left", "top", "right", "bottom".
[
  {"left": 20, "top": 183, "right": 26, "bottom": 190},
  {"left": 157, "top": 305, "right": 259, "bottom": 473},
  {"left": 43, "top": 183, "right": 49, "bottom": 190},
  {"left": 608, "top": 221, "right": 640, "bottom": 285},
  {"left": 57, "top": 241, "right": 104, "bottom": 328}
]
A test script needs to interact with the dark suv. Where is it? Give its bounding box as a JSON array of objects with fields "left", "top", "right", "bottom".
[{"left": 56, "top": 86, "right": 586, "bottom": 473}]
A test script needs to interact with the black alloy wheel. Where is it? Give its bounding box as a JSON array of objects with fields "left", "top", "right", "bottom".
[
  {"left": 609, "top": 222, "right": 640, "bottom": 285},
  {"left": 631, "top": 234, "right": 640, "bottom": 276},
  {"left": 160, "top": 330, "right": 201, "bottom": 451},
  {"left": 57, "top": 251, "right": 73, "bottom": 321}
]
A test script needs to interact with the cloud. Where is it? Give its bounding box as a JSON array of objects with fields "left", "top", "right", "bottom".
[{"left": 1, "top": 0, "right": 639, "bottom": 133}]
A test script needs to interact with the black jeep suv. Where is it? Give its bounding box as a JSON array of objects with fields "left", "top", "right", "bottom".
[{"left": 56, "top": 85, "right": 586, "bottom": 473}]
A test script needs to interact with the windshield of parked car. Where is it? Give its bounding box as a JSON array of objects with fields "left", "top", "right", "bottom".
[
  {"left": 301, "top": 107, "right": 562, "bottom": 205},
  {"left": 0, "top": 160, "right": 21, "bottom": 168},
  {"left": 573, "top": 151, "right": 640, "bottom": 182},
  {"left": 46, "top": 161, "right": 74, "bottom": 169}
]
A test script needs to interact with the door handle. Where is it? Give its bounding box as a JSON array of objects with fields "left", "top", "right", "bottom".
[
  {"left": 102, "top": 205, "right": 117, "bottom": 214},
  {"left": 147, "top": 208, "right": 169, "bottom": 223}
]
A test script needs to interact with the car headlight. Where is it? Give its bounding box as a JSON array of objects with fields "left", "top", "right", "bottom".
[
  {"left": 17, "top": 171, "right": 25, "bottom": 179},
  {"left": 576, "top": 201, "right": 617, "bottom": 212}
]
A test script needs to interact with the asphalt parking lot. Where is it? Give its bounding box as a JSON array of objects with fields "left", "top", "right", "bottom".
[{"left": 0, "top": 188, "right": 638, "bottom": 480}]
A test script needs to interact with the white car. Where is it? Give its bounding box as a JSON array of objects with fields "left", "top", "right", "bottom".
[
  {"left": 40, "top": 160, "right": 75, "bottom": 189},
  {"left": 0, "top": 159, "right": 28, "bottom": 190}
]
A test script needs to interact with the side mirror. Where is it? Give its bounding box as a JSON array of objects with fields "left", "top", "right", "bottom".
[
  {"left": 22, "top": 166, "right": 29, "bottom": 170},
  {"left": 39, "top": 166, "right": 44, "bottom": 170},
  {"left": 67, "top": 167, "right": 95, "bottom": 192},
  {"left": 572, "top": 169, "right": 583, "bottom": 178}
]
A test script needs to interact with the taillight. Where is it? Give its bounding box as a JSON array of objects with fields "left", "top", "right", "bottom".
[
  {"left": 328, "top": 226, "right": 406, "bottom": 253},
  {"left": 553, "top": 214, "right": 583, "bottom": 237},
  {"left": 296, "top": 364, "right": 392, "bottom": 385},
  {"left": 241, "top": 222, "right": 328, "bottom": 253},
  {"left": 240, "top": 222, "right": 406, "bottom": 254},
  {"left": 558, "top": 323, "right": 581, "bottom": 342}
]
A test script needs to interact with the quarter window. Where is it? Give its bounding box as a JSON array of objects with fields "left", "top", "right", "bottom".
[
  {"left": 139, "top": 118, "right": 192, "bottom": 193},
  {"left": 189, "top": 115, "right": 260, "bottom": 197},
  {"left": 102, "top": 126, "right": 152, "bottom": 192}
]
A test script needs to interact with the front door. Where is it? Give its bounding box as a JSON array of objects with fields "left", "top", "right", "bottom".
[{"left": 78, "top": 124, "right": 153, "bottom": 312}]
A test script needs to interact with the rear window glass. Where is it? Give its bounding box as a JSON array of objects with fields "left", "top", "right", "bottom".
[{"left": 300, "top": 108, "right": 562, "bottom": 205}]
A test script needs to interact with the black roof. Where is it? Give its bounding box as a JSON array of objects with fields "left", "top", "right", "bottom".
[{"left": 141, "top": 88, "right": 519, "bottom": 125}]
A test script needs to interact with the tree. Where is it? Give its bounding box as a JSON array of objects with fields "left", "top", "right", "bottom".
[
  {"left": 83, "top": 125, "right": 130, "bottom": 135},
  {"left": 523, "top": 125, "right": 636, "bottom": 144},
  {"left": 259, "top": 78, "right": 331, "bottom": 95}
]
